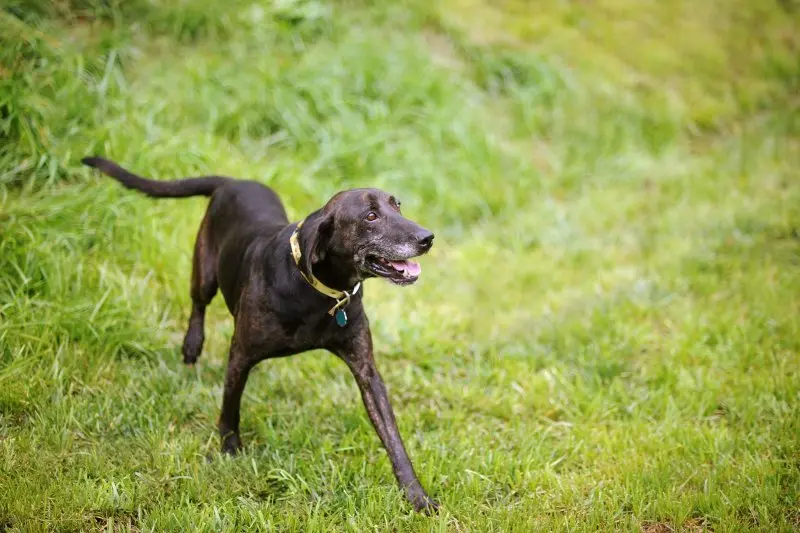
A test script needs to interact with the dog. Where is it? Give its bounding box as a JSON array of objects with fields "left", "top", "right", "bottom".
[{"left": 81, "top": 157, "right": 438, "bottom": 513}]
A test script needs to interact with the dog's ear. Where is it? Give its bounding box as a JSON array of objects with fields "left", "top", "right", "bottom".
[{"left": 298, "top": 209, "right": 334, "bottom": 279}]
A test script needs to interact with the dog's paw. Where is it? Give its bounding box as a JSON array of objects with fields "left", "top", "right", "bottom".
[
  {"left": 220, "top": 432, "right": 243, "bottom": 455},
  {"left": 409, "top": 491, "right": 440, "bottom": 515},
  {"left": 182, "top": 332, "right": 204, "bottom": 365}
]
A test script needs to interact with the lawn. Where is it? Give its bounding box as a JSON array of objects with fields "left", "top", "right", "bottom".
[{"left": 1, "top": 0, "right": 798, "bottom": 531}]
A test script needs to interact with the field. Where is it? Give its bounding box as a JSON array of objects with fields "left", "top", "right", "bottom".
[{"left": 1, "top": 0, "right": 798, "bottom": 530}]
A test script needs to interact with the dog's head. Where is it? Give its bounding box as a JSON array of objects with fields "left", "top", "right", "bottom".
[{"left": 297, "top": 188, "right": 434, "bottom": 287}]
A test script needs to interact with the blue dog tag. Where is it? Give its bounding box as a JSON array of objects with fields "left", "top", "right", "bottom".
[{"left": 335, "top": 308, "right": 348, "bottom": 327}]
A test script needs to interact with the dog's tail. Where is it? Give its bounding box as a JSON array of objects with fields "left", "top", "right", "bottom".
[{"left": 82, "top": 157, "right": 230, "bottom": 198}]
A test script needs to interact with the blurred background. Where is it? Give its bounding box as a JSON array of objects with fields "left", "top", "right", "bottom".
[{"left": 1, "top": 0, "right": 798, "bottom": 530}]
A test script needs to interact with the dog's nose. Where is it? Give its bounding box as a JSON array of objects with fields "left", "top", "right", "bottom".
[{"left": 417, "top": 230, "right": 434, "bottom": 249}]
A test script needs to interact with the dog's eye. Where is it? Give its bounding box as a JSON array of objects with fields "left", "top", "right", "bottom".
[{"left": 365, "top": 212, "right": 379, "bottom": 222}]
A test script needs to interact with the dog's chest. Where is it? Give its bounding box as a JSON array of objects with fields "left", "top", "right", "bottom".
[
  {"left": 236, "top": 281, "right": 366, "bottom": 354},
  {"left": 283, "top": 311, "right": 361, "bottom": 349},
  {"left": 238, "top": 304, "right": 363, "bottom": 354}
]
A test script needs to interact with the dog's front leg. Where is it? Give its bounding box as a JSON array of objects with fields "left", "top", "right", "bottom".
[
  {"left": 218, "top": 335, "right": 254, "bottom": 454},
  {"left": 336, "top": 326, "right": 438, "bottom": 514}
]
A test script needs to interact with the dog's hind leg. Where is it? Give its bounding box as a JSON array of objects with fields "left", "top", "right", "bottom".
[{"left": 182, "top": 212, "right": 218, "bottom": 365}]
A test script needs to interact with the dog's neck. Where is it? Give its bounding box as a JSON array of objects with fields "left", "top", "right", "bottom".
[
  {"left": 289, "top": 216, "right": 363, "bottom": 296},
  {"left": 310, "top": 252, "right": 362, "bottom": 293}
]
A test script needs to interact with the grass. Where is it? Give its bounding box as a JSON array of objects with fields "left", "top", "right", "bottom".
[{"left": 1, "top": 0, "right": 799, "bottom": 530}]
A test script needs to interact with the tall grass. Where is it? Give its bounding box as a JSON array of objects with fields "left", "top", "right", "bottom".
[{"left": 1, "top": 0, "right": 798, "bottom": 530}]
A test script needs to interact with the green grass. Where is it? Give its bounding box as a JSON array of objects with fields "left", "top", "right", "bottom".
[{"left": 1, "top": 0, "right": 799, "bottom": 530}]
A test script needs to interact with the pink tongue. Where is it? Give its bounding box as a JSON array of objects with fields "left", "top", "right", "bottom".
[{"left": 390, "top": 259, "right": 421, "bottom": 277}]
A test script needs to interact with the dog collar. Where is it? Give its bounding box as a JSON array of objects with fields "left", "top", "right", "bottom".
[{"left": 290, "top": 220, "right": 361, "bottom": 326}]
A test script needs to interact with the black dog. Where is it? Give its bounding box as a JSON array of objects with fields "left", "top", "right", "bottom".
[{"left": 82, "top": 157, "right": 438, "bottom": 512}]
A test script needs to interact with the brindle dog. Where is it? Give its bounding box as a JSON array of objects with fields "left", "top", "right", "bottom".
[{"left": 82, "top": 157, "right": 438, "bottom": 512}]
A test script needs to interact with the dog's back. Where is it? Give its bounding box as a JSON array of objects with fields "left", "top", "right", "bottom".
[{"left": 207, "top": 180, "right": 289, "bottom": 247}]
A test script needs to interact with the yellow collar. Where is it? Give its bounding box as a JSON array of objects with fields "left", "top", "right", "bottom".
[{"left": 290, "top": 220, "right": 361, "bottom": 316}]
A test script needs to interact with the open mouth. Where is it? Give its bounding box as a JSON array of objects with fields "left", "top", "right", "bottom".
[{"left": 366, "top": 255, "right": 422, "bottom": 285}]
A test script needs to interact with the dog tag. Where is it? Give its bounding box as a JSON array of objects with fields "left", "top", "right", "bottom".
[{"left": 335, "top": 308, "right": 348, "bottom": 327}]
